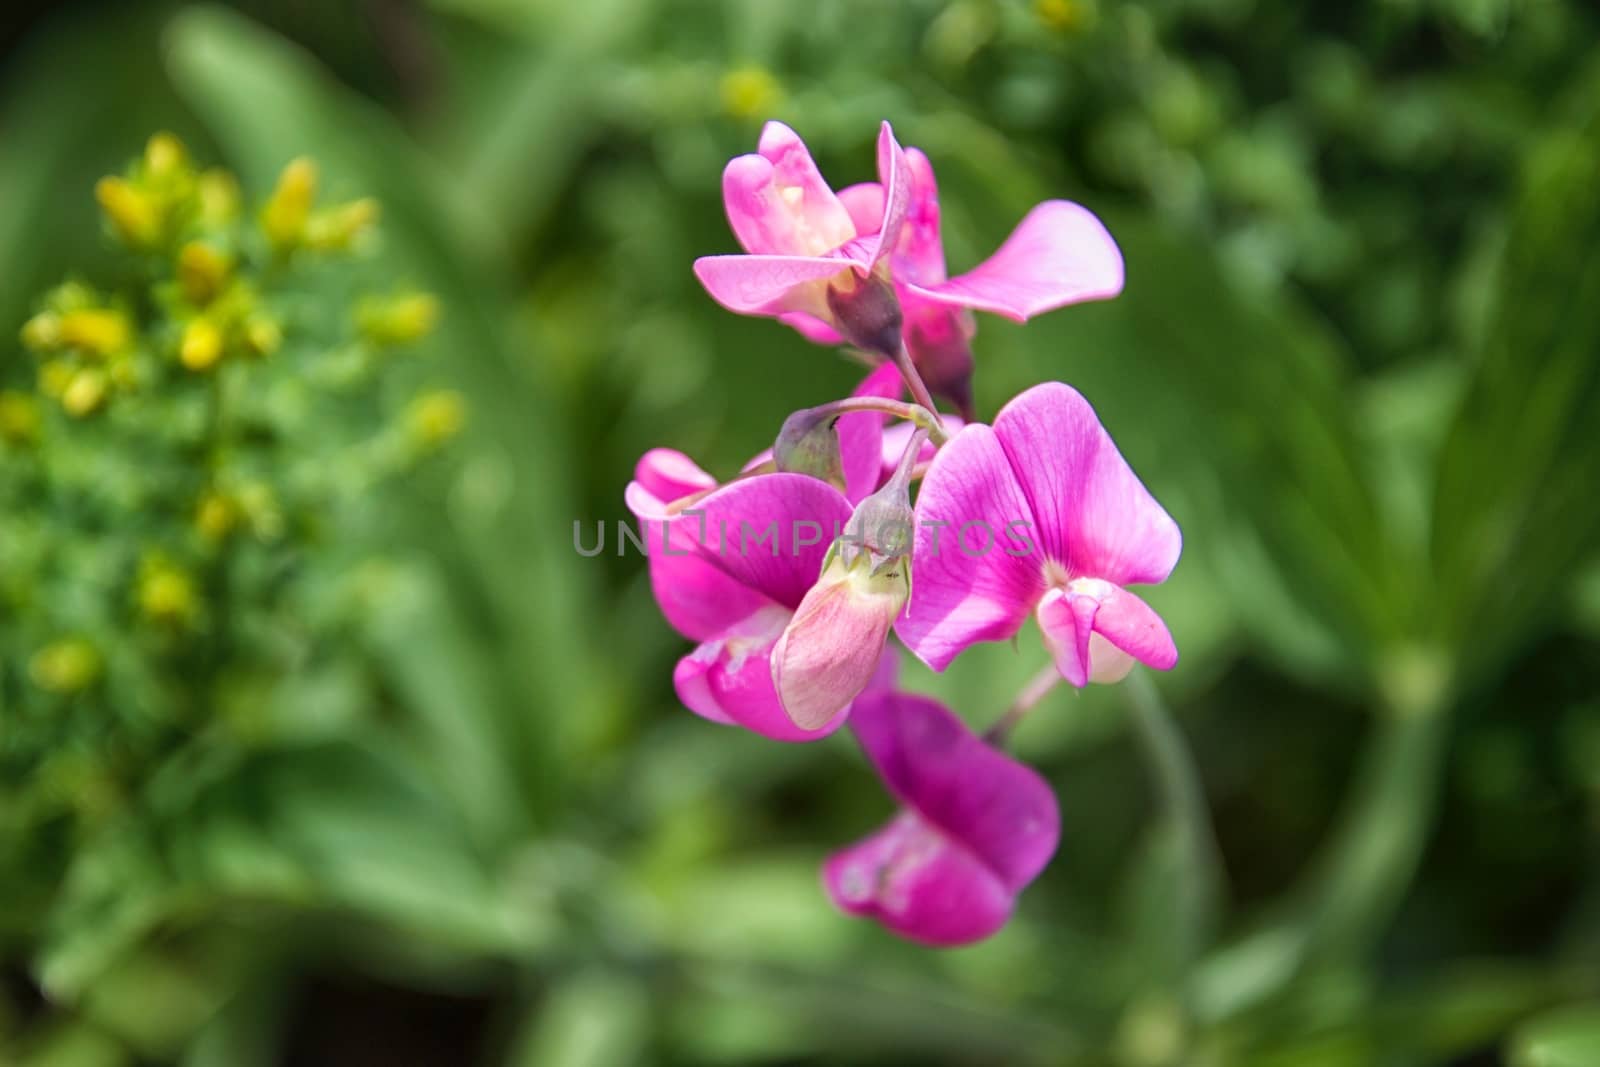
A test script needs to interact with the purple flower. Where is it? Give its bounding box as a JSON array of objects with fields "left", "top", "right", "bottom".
[
  {"left": 824, "top": 687, "right": 1060, "bottom": 946},
  {"left": 897, "top": 382, "right": 1181, "bottom": 687}
]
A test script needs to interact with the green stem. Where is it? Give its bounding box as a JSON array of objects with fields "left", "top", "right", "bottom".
[
  {"left": 985, "top": 664, "right": 1063, "bottom": 743},
  {"left": 1125, "top": 669, "right": 1226, "bottom": 972},
  {"left": 810, "top": 395, "right": 948, "bottom": 445}
]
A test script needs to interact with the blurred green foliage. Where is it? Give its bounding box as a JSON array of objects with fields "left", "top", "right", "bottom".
[{"left": 1, "top": 1, "right": 1598, "bottom": 1065}]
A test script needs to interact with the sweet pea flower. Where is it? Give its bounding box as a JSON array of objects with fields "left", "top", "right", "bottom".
[
  {"left": 795, "top": 147, "right": 1125, "bottom": 418},
  {"left": 824, "top": 687, "right": 1060, "bottom": 946},
  {"left": 694, "top": 121, "right": 911, "bottom": 357},
  {"left": 897, "top": 382, "right": 1181, "bottom": 687},
  {"left": 625, "top": 369, "right": 914, "bottom": 738}
]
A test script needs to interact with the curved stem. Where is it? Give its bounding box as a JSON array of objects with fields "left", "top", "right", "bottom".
[
  {"left": 892, "top": 342, "right": 945, "bottom": 432},
  {"left": 1125, "top": 670, "right": 1226, "bottom": 973},
  {"left": 810, "top": 396, "right": 948, "bottom": 445},
  {"left": 985, "top": 664, "right": 1063, "bottom": 744}
]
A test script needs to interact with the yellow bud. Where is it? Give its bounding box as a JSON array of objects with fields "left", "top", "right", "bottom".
[
  {"left": 305, "top": 198, "right": 380, "bottom": 252},
  {"left": 21, "top": 312, "right": 63, "bottom": 352},
  {"left": 96, "top": 176, "right": 161, "bottom": 247},
  {"left": 62, "top": 368, "right": 109, "bottom": 417},
  {"left": 195, "top": 491, "right": 238, "bottom": 541},
  {"left": 720, "top": 67, "right": 782, "bottom": 119},
  {"left": 238, "top": 482, "right": 284, "bottom": 541},
  {"left": 180, "top": 318, "right": 225, "bottom": 372},
  {"left": 406, "top": 389, "right": 467, "bottom": 447},
  {"left": 244, "top": 316, "right": 282, "bottom": 358},
  {"left": 30, "top": 639, "right": 101, "bottom": 693},
  {"left": 197, "top": 168, "right": 241, "bottom": 227},
  {"left": 1035, "top": 0, "right": 1091, "bottom": 32},
  {"left": 59, "top": 308, "right": 131, "bottom": 356},
  {"left": 38, "top": 360, "right": 75, "bottom": 399},
  {"left": 261, "top": 157, "right": 318, "bottom": 250},
  {"left": 177, "top": 241, "right": 232, "bottom": 306},
  {"left": 359, "top": 292, "right": 440, "bottom": 346},
  {"left": 0, "top": 391, "right": 41, "bottom": 446},
  {"left": 138, "top": 562, "right": 198, "bottom": 626},
  {"left": 144, "top": 132, "right": 188, "bottom": 179}
]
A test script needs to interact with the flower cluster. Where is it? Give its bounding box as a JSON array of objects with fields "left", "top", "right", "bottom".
[
  {"left": 629, "top": 121, "right": 1179, "bottom": 945},
  {"left": 0, "top": 134, "right": 460, "bottom": 851}
]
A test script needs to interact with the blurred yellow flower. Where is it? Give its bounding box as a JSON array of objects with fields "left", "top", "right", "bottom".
[
  {"left": 178, "top": 241, "right": 232, "bottom": 306},
  {"left": 180, "top": 318, "right": 225, "bottom": 372},
  {"left": 407, "top": 389, "right": 467, "bottom": 447},
  {"left": 261, "top": 157, "right": 318, "bottom": 250},
  {"left": 59, "top": 308, "right": 131, "bottom": 357},
  {"left": 720, "top": 67, "right": 782, "bottom": 119},
  {"left": 360, "top": 292, "right": 440, "bottom": 346},
  {"left": 95, "top": 176, "right": 161, "bottom": 248},
  {"left": 29, "top": 639, "right": 101, "bottom": 694},
  {"left": 61, "top": 368, "right": 109, "bottom": 417}
]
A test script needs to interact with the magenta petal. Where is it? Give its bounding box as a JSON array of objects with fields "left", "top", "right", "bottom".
[
  {"left": 896, "top": 424, "right": 1046, "bottom": 672},
  {"left": 838, "top": 362, "right": 904, "bottom": 504},
  {"left": 848, "top": 691, "right": 1060, "bottom": 891},
  {"left": 625, "top": 448, "right": 717, "bottom": 518},
  {"left": 1080, "top": 580, "right": 1178, "bottom": 672},
  {"left": 910, "top": 200, "right": 1124, "bottom": 321},
  {"left": 674, "top": 609, "right": 849, "bottom": 741},
  {"left": 823, "top": 812, "right": 1014, "bottom": 946},
  {"left": 992, "top": 382, "right": 1181, "bottom": 586},
  {"left": 896, "top": 147, "right": 948, "bottom": 284}
]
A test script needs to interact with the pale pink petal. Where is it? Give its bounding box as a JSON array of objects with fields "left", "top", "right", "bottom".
[
  {"left": 879, "top": 416, "right": 963, "bottom": 480},
  {"left": 1079, "top": 580, "right": 1178, "bottom": 671},
  {"left": 1035, "top": 586, "right": 1094, "bottom": 688},
  {"left": 755, "top": 121, "right": 857, "bottom": 253},
  {"left": 895, "top": 424, "right": 1046, "bottom": 671},
  {"left": 908, "top": 200, "right": 1124, "bottom": 321},
  {"left": 823, "top": 811, "right": 1014, "bottom": 946},
  {"left": 838, "top": 362, "right": 904, "bottom": 503},
  {"left": 837, "top": 182, "right": 885, "bottom": 238},
  {"left": 772, "top": 560, "right": 907, "bottom": 730},
  {"left": 777, "top": 312, "right": 845, "bottom": 345},
  {"left": 674, "top": 608, "right": 850, "bottom": 741},
  {"left": 693, "top": 254, "right": 846, "bottom": 315},
  {"left": 723, "top": 154, "right": 802, "bottom": 256},
  {"left": 847, "top": 691, "right": 1059, "bottom": 890},
  {"left": 992, "top": 382, "right": 1180, "bottom": 586}
]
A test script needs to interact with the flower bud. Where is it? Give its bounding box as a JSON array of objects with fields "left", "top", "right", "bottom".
[
  {"left": 406, "top": 389, "right": 467, "bottom": 448},
  {"left": 841, "top": 477, "right": 916, "bottom": 569},
  {"left": 61, "top": 368, "right": 108, "bottom": 417},
  {"left": 180, "top": 318, "right": 225, "bottom": 372},
  {"left": 138, "top": 559, "right": 198, "bottom": 627},
  {"left": 825, "top": 269, "right": 903, "bottom": 358},
  {"left": 96, "top": 176, "right": 161, "bottom": 248},
  {"left": 0, "top": 391, "right": 41, "bottom": 446},
  {"left": 59, "top": 309, "right": 131, "bottom": 357},
  {"left": 20, "top": 312, "right": 62, "bottom": 353},
  {"left": 719, "top": 67, "right": 781, "bottom": 119},
  {"left": 178, "top": 241, "right": 232, "bottom": 306},
  {"left": 197, "top": 168, "right": 241, "bottom": 227},
  {"left": 773, "top": 407, "right": 845, "bottom": 490},
  {"left": 906, "top": 311, "right": 977, "bottom": 422},
  {"left": 244, "top": 316, "right": 282, "bottom": 358},
  {"left": 195, "top": 491, "right": 238, "bottom": 542},
  {"left": 359, "top": 292, "right": 439, "bottom": 346},
  {"left": 144, "top": 132, "right": 188, "bottom": 180},
  {"left": 261, "top": 157, "right": 317, "bottom": 250},
  {"left": 29, "top": 638, "right": 100, "bottom": 694},
  {"left": 772, "top": 543, "right": 911, "bottom": 730},
  {"left": 305, "top": 198, "right": 380, "bottom": 252}
]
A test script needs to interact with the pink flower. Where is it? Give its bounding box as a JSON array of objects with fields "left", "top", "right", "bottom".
[
  {"left": 896, "top": 382, "right": 1181, "bottom": 687},
  {"left": 824, "top": 687, "right": 1060, "bottom": 946},
  {"left": 693, "top": 121, "right": 911, "bottom": 357},
  {"left": 793, "top": 148, "right": 1125, "bottom": 418}
]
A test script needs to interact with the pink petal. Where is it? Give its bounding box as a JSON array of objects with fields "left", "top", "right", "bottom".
[
  {"left": 771, "top": 558, "right": 907, "bottom": 730},
  {"left": 895, "top": 147, "right": 948, "bottom": 284},
  {"left": 638, "top": 474, "right": 851, "bottom": 640},
  {"left": 674, "top": 608, "right": 849, "bottom": 741},
  {"left": 879, "top": 416, "right": 963, "bottom": 481},
  {"left": 823, "top": 811, "right": 1014, "bottom": 946},
  {"left": 838, "top": 362, "right": 904, "bottom": 504},
  {"left": 859, "top": 122, "right": 911, "bottom": 271},
  {"left": 992, "top": 382, "right": 1180, "bottom": 587},
  {"left": 624, "top": 448, "right": 717, "bottom": 519},
  {"left": 755, "top": 121, "right": 858, "bottom": 254},
  {"left": 777, "top": 312, "right": 845, "bottom": 345},
  {"left": 1036, "top": 581, "right": 1178, "bottom": 687},
  {"left": 837, "top": 182, "right": 885, "bottom": 238},
  {"left": 847, "top": 691, "right": 1060, "bottom": 891},
  {"left": 908, "top": 200, "right": 1124, "bottom": 321},
  {"left": 895, "top": 424, "right": 1046, "bottom": 672},
  {"left": 693, "top": 254, "right": 846, "bottom": 316}
]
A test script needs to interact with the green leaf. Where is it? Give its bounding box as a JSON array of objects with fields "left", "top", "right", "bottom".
[
  {"left": 1431, "top": 56, "right": 1600, "bottom": 685},
  {"left": 1511, "top": 1004, "right": 1600, "bottom": 1067}
]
